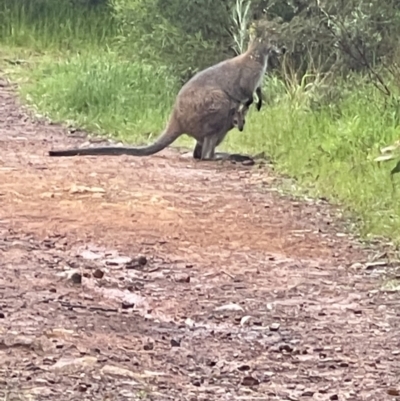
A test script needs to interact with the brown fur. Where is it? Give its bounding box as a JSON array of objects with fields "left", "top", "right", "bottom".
[
  {"left": 49, "top": 37, "right": 283, "bottom": 160},
  {"left": 194, "top": 102, "right": 250, "bottom": 160}
]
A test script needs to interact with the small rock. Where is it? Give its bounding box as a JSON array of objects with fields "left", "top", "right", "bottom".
[
  {"left": 241, "top": 375, "right": 260, "bottom": 386},
  {"left": 137, "top": 256, "right": 147, "bottom": 266},
  {"left": 269, "top": 322, "right": 280, "bottom": 331},
  {"left": 46, "top": 328, "right": 74, "bottom": 338},
  {"left": 174, "top": 273, "right": 190, "bottom": 283},
  {"left": 350, "top": 262, "right": 363, "bottom": 269},
  {"left": 191, "top": 378, "right": 202, "bottom": 387},
  {"left": 106, "top": 256, "right": 132, "bottom": 266},
  {"left": 70, "top": 272, "right": 82, "bottom": 284},
  {"left": 0, "top": 312, "right": 5, "bottom": 319},
  {"left": 121, "top": 301, "right": 135, "bottom": 309},
  {"left": 302, "top": 391, "right": 315, "bottom": 397},
  {"left": 100, "top": 364, "right": 140, "bottom": 382},
  {"left": 93, "top": 269, "right": 104, "bottom": 279},
  {"left": 5, "top": 335, "right": 34, "bottom": 348},
  {"left": 143, "top": 342, "right": 154, "bottom": 351},
  {"left": 69, "top": 185, "right": 105, "bottom": 194},
  {"left": 279, "top": 343, "right": 294, "bottom": 353},
  {"left": 215, "top": 303, "right": 244, "bottom": 312},
  {"left": 126, "top": 256, "right": 148, "bottom": 270},
  {"left": 77, "top": 383, "right": 88, "bottom": 392},
  {"left": 170, "top": 338, "right": 181, "bottom": 347},
  {"left": 80, "top": 250, "right": 102, "bottom": 260},
  {"left": 50, "top": 356, "right": 97, "bottom": 374},
  {"left": 387, "top": 388, "right": 400, "bottom": 396}
]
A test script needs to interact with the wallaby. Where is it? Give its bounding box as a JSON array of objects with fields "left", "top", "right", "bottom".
[{"left": 49, "top": 34, "right": 283, "bottom": 160}]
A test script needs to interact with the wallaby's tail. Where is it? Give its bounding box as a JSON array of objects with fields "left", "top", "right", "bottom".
[{"left": 48, "top": 128, "right": 182, "bottom": 157}]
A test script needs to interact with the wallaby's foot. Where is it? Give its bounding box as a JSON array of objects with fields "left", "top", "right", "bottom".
[
  {"left": 192, "top": 148, "right": 254, "bottom": 164},
  {"left": 193, "top": 154, "right": 226, "bottom": 162},
  {"left": 212, "top": 152, "right": 255, "bottom": 165},
  {"left": 211, "top": 152, "right": 231, "bottom": 161},
  {"left": 228, "top": 153, "right": 255, "bottom": 165},
  {"left": 213, "top": 151, "right": 253, "bottom": 163}
]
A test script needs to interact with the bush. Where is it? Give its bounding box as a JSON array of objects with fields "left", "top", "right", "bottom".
[{"left": 112, "top": 0, "right": 233, "bottom": 83}]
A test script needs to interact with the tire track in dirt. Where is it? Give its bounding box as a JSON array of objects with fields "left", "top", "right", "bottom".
[{"left": 1, "top": 78, "right": 400, "bottom": 400}]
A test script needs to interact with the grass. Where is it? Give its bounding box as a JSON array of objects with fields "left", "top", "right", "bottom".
[
  {"left": 0, "top": 0, "right": 116, "bottom": 50},
  {"left": 13, "top": 52, "right": 179, "bottom": 143},
  {"left": 3, "top": 1, "right": 400, "bottom": 244},
  {"left": 226, "top": 79, "right": 400, "bottom": 239}
]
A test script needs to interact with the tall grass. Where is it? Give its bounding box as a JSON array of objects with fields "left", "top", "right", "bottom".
[
  {"left": 2, "top": 1, "right": 400, "bottom": 243},
  {"left": 0, "top": 0, "right": 116, "bottom": 50},
  {"left": 17, "top": 53, "right": 179, "bottom": 142},
  {"left": 225, "top": 75, "right": 400, "bottom": 239}
]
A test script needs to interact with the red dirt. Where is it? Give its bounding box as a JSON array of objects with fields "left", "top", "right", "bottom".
[{"left": 0, "top": 77, "right": 400, "bottom": 400}]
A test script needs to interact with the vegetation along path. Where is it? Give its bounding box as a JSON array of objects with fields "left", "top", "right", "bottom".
[{"left": 1, "top": 76, "right": 400, "bottom": 400}]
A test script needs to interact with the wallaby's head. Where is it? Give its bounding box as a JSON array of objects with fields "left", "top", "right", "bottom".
[
  {"left": 247, "top": 23, "right": 286, "bottom": 59},
  {"left": 248, "top": 36, "right": 286, "bottom": 59},
  {"left": 232, "top": 105, "right": 248, "bottom": 132}
]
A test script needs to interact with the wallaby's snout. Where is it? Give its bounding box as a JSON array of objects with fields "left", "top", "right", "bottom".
[
  {"left": 269, "top": 44, "right": 286, "bottom": 57},
  {"left": 279, "top": 46, "right": 287, "bottom": 55},
  {"left": 233, "top": 116, "right": 245, "bottom": 132}
]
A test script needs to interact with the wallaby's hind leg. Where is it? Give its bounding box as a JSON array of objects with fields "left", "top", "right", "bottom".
[
  {"left": 193, "top": 141, "right": 203, "bottom": 159},
  {"left": 201, "top": 134, "right": 220, "bottom": 160},
  {"left": 193, "top": 132, "right": 229, "bottom": 160},
  {"left": 195, "top": 135, "right": 254, "bottom": 163},
  {"left": 193, "top": 134, "right": 230, "bottom": 161}
]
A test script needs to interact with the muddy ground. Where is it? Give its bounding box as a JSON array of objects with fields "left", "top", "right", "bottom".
[{"left": 0, "top": 77, "right": 400, "bottom": 400}]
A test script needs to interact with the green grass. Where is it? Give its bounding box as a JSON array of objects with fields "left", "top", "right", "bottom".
[
  {"left": 13, "top": 53, "right": 179, "bottom": 143},
  {"left": 3, "top": 1, "right": 400, "bottom": 244},
  {"left": 226, "top": 81, "right": 400, "bottom": 239},
  {"left": 0, "top": 0, "right": 116, "bottom": 50}
]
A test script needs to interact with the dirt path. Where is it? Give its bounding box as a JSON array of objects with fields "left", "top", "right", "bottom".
[{"left": 0, "top": 77, "right": 400, "bottom": 401}]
